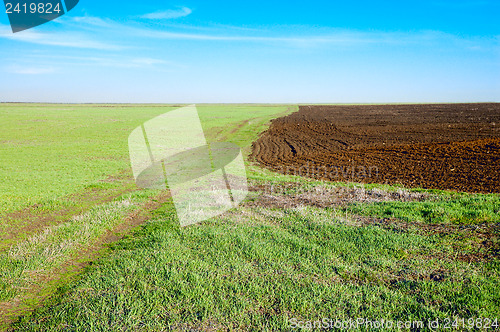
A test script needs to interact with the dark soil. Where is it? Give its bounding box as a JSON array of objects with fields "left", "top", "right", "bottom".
[{"left": 251, "top": 103, "right": 500, "bottom": 193}]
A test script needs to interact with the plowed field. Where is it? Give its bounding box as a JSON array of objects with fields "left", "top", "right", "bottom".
[{"left": 251, "top": 104, "right": 500, "bottom": 193}]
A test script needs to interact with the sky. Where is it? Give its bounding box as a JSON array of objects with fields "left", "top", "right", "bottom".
[{"left": 0, "top": 0, "right": 499, "bottom": 103}]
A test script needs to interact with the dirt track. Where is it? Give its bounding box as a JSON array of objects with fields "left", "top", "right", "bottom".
[{"left": 251, "top": 104, "right": 500, "bottom": 193}]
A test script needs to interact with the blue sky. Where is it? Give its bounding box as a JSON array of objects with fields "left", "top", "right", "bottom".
[{"left": 0, "top": 0, "right": 498, "bottom": 103}]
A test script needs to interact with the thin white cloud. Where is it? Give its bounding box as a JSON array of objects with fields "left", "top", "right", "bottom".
[
  {"left": 60, "top": 16, "right": 496, "bottom": 50},
  {"left": 70, "top": 16, "right": 115, "bottom": 28},
  {"left": 6, "top": 65, "right": 56, "bottom": 74},
  {"left": 140, "top": 7, "right": 192, "bottom": 20},
  {"left": 1, "top": 15, "right": 496, "bottom": 53},
  {"left": 7, "top": 54, "right": 180, "bottom": 72},
  {"left": 0, "top": 23, "right": 124, "bottom": 50},
  {"left": 112, "top": 24, "right": 495, "bottom": 51},
  {"left": 77, "top": 56, "right": 169, "bottom": 68},
  {"left": 129, "top": 57, "right": 167, "bottom": 66},
  {"left": 64, "top": 17, "right": 376, "bottom": 44}
]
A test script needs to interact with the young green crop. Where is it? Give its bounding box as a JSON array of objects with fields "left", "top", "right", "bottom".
[
  {"left": 13, "top": 202, "right": 500, "bottom": 331},
  {"left": 1, "top": 104, "right": 498, "bottom": 331}
]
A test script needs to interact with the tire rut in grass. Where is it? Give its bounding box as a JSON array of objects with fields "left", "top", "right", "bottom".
[{"left": 0, "top": 191, "right": 171, "bottom": 330}]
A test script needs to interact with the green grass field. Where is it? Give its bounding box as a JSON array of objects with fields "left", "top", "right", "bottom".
[{"left": 0, "top": 104, "right": 499, "bottom": 331}]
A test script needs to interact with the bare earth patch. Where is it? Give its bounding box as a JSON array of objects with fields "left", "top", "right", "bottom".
[
  {"left": 246, "top": 182, "right": 431, "bottom": 209},
  {"left": 244, "top": 181, "right": 499, "bottom": 263}
]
